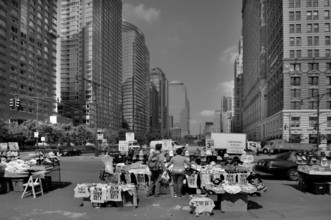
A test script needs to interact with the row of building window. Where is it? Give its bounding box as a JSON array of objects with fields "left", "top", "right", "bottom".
[
  {"left": 290, "top": 76, "right": 331, "bottom": 86},
  {"left": 289, "top": 0, "right": 330, "bottom": 8},
  {"left": 290, "top": 116, "right": 331, "bottom": 128},
  {"left": 289, "top": 63, "right": 331, "bottom": 71},
  {"left": 289, "top": 10, "right": 330, "bottom": 20},
  {"left": 290, "top": 36, "right": 331, "bottom": 46},
  {"left": 291, "top": 101, "right": 331, "bottom": 109},
  {"left": 289, "top": 49, "right": 330, "bottom": 58},
  {"left": 289, "top": 23, "right": 330, "bottom": 33},
  {"left": 291, "top": 88, "right": 331, "bottom": 98}
]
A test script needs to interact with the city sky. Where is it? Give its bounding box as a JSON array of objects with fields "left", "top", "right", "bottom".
[{"left": 123, "top": 0, "right": 242, "bottom": 135}]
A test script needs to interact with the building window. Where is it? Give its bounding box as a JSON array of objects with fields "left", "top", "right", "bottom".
[
  {"left": 290, "top": 0, "right": 295, "bottom": 7},
  {"left": 291, "top": 101, "right": 302, "bottom": 109},
  {"left": 312, "top": 0, "right": 318, "bottom": 6},
  {"left": 326, "top": 36, "right": 331, "bottom": 45},
  {"left": 307, "top": 0, "right": 312, "bottom": 7},
  {"left": 309, "top": 116, "right": 318, "bottom": 128},
  {"left": 325, "top": 0, "right": 330, "bottom": 6},
  {"left": 309, "top": 101, "right": 317, "bottom": 112},
  {"left": 327, "top": 63, "right": 331, "bottom": 70},
  {"left": 309, "top": 134, "right": 317, "bottom": 144},
  {"left": 296, "top": 11, "right": 301, "bottom": 20},
  {"left": 327, "top": 76, "right": 331, "bottom": 85},
  {"left": 325, "top": 23, "right": 330, "bottom": 32},
  {"left": 290, "top": 11, "right": 295, "bottom": 20},
  {"left": 290, "top": 63, "right": 301, "bottom": 71},
  {"left": 307, "top": 11, "right": 312, "bottom": 20},
  {"left": 314, "top": 49, "right": 319, "bottom": 57},
  {"left": 290, "top": 24, "right": 295, "bottom": 33},
  {"left": 314, "top": 23, "right": 319, "bottom": 32},
  {"left": 308, "top": 88, "right": 319, "bottom": 98},
  {"left": 291, "top": 76, "right": 301, "bottom": 85},
  {"left": 296, "top": 24, "right": 301, "bottom": 33},
  {"left": 327, "top": 88, "right": 331, "bottom": 97},
  {"left": 308, "top": 36, "right": 313, "bottom": 45},
  {"left": 313, "top": 11, "right": 319, "bottom": 19},
  {"left": 296, "top": 50, "right": 302, "bottom": 58},
  {"left": 325, "top": 10, "right": 330, "bottom": 19},
  {"left": 296, "top": 0, "right": 301, "bottom": 7},
  {"left": 308, "top": 76, "right": 319, "bottom": 85},
  {"left": 291, "top": 89, "right": 301, "bottom": 98},
  {"left": 314, "top": 36, "right": 319, "bottom": 45},
  {"left": 327, "top": 117, "right": 331, "bottom": 127},
  {"left": 296, "top": 37, "right": 302, "bottom": 46},
  {"left": 291, "top": 117, "right": 300, "bottom": 127},
  {"left": 326, "top": 49, "right": 331, "bottom": 57},
  {"left": 307, "top": 23, "right": 313, "bottom": 32},
  {"left": 308, "top": 49, "right": 313, "bottom": 57},
  {"left": 327, "top": 101, "right": 331, "bottom": 109},
  {"left": 290, "top": 50, "right": 295, "bottom": 58},
  {"left": 290, "top": 37, "right": 295, "bottom": 46}
]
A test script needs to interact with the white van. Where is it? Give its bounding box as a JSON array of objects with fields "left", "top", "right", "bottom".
[{"left": 149, "top": 139, "right": 183, "bottom": 151}]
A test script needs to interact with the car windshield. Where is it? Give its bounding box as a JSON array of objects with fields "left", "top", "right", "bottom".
[{"left": 275, "top": 152, "right": 291, "bottom": 160}]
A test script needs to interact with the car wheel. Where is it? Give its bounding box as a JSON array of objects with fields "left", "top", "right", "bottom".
[
  {"left": 287, "top": 168, "right": 299, "bottom": 181},
  {"left": 263, "top": 148, "right": 269, "bottom": 154}
]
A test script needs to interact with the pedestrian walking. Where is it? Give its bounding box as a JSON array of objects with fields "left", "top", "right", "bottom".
[
  {"left": 146, "top": 144, "right": 166, "bottom": 197},
  {"left": 167, "top": 148, "right": 191, "bottom": 198}
]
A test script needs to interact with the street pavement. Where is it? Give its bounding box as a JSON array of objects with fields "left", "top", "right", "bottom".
[{"left": 1, "top": 154, "right": 331, "bottom": 220}]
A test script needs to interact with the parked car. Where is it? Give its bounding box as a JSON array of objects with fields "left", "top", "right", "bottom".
[
  {"left": 255, "top": 152, "right": 299, "bottom": 181},
  {"left": 60, "top": 147, "right": 82, "bottom": 156}
]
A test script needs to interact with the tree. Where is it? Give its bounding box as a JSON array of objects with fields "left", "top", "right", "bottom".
[{"left": 0, "top": 119, "right": 9, "bottom": 142}]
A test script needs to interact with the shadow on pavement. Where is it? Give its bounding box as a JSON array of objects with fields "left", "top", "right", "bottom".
[
  {"left": 45, "top": 181, "right": 72, "bottom": 192},
  {"left": 248, "top": 200, "right": 263, "bottom": 210}
]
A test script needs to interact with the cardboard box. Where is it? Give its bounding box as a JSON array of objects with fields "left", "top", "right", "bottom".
[
  {"left": 11, "top": 179, "right": 25, "bottom": 192},
  {"left": 220, "top": 193, "right": 248, "bottom": 212}
]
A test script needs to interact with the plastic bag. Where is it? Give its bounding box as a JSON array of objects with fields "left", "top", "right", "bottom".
[{"left": 161, "top": 171, "right": 170, "bottom": 181}]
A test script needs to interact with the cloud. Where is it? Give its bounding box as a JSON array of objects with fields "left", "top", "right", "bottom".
[
  {"left": 123, "top": 3, "right": 161, "bottom": 23},
  {"left": 190, "top": 119, "right": 198, "bottom": 124},
  {"left": 216, "top": 80, "right": 234, "bottom": 96},
  {"left": 219, "top": 46, "right": 238, "bottom": 64},
  {"left": 199, "top": 110, "right": 215, "bottom": 117}
]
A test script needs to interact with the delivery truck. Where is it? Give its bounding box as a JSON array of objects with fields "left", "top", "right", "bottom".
[
  {"left": 149, "top": 139, "right": 183, "bottom": 151},
  {"left": 208, "top": 133, "right": 247, "bottom": 154}
]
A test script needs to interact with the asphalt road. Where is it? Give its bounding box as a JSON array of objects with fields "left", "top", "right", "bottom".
[{"left": 1, "top": 154, "right": 331, "bottom": 220}]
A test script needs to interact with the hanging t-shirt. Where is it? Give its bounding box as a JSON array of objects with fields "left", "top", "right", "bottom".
[
  {"left": 200, "top": 173, "right": 211, "bottom": 186},
  {"left": 224, "top": 173, "right": 237, "bottom": 184},
  {"left": 107, "top": 185, "right": 122, "bottom": 202},
  {"left": 189, "top": 197, "right": 215, "bottom": 215},
  {"left": 74, "top": 184, "right": 90, "bottom": 198},
  {"left": 124, "top": 173, "right": 132, "bottom": 184},
  {"left": 135, "top": 173, "right": 146, "bottom": 186},
  {"left": 237, "top": 173, "right": 249, "bottom": 184},
  {"left": 186, "top": 174, "right": 198, "bottom": 188},
  {"left": 90, "top": 186, "right": 105, "bottom": 203}
]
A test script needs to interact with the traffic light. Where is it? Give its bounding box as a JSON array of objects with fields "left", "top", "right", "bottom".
[
  {"left": 9, "top": 98, "right": 15, "bottom": 109},
  {"left": 15, "top": 98, "right": 21, "bottom": 109}
]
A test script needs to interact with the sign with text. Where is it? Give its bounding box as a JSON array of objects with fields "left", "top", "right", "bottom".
[
  {"left": 206, "top": 139, "right": 214, "bottom": 148},
  {"left": 118, "top": 141, "right": 129, "bottom": 152},
  {"left": 125, "top": 132, "right": 135, "bottom": 141},
  {"left": 162, "top": 139, "right": 172, "bottom": 151},
  {"left": 8, "top": 142, "right": 19, "bottom": 151}
]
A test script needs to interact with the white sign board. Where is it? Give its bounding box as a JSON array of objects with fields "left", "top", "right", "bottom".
[
  {"left": 50, "top": 115, "right": 57, "bottom": 124},
  {"left": 125, "top": 132, "right": 135, "bottom": 141},
  {"left": 211, "top": 133, "right": 246, "bottom": 154},
  {"left": 8, "top": 142, "right": 19, "bottom": 151},
  {"left": 97, "top": 133, "right": 104, "bottom": 141},
  {"left": 41, "top": 137, "right": 46, "bottom": 142},
  {"left": 34, "top": 132, "right": 39, "bottom": 138},
  {"left": 206, "top": 139, "right": 214, "bottom": 148},
  {"left": 118, "top": 141, "right": 129, "bottom": 152}
]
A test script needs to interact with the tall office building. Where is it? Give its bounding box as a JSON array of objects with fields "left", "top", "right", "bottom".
[
  {"left": 243, "top": 0, "right": 331, "bottom": 145},
  {"left": 233, "top": 36, "right": 244, "bottom": 133},
  {"left": 242, "top": 0, "right": 267, "bottom": 141},
  {"left": 168, "top": 81, "right": 190, "bottom": 138},
  {"left": 221, "top": 96, "right": 233, "bottom": 113},
  {"left": 0, "top": 0, "right": 58, "bottom": 122},
  {"left": 150, "top": 67, "right": 169, "bottom": 138},
  {"left": 59, "top": 0, "right": 122, "bottom": 132},
  {"left": 213, "top": 110, "right": 222, "bottom": 132},
  {"left": 122, "top": 21, "right": 150, "bottom": 138}
]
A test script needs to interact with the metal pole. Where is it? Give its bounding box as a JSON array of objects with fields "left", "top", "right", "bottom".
[
  {"left": 316, "top": 93, "right": 320, "bottom": 148},
  {"left": 288, "top": 114, "right": 291, "bottom": 142}
]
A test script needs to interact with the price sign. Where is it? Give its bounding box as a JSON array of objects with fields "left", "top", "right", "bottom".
[
  {"left": 34, "top": 132, "right": 39, "bottom": 138},
  {"left": 206, "top": 139, "right": 214, "bottom": 148}
]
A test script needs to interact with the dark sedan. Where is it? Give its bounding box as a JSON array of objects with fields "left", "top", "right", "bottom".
[
  {"left": 60, "top": 148, "right": 82, "bottom": 156},
  {"left": 255, "top": 152, "right": 299, "bottom": 181}
]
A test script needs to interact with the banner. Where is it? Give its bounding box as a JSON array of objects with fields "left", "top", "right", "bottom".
[
  {"left": 8, "top": 142, "right": 19, "bottom": 150},
  {"left": 118, "top": 141, "right": 129, "bottom": 152}
]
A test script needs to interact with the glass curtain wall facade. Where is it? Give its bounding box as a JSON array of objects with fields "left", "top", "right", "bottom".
[
  {"left": 122, "top": 21, "right": 150, "bottom": 138},
  {"left": 59, "top": 0, "right": 122, "bottom": 131}
]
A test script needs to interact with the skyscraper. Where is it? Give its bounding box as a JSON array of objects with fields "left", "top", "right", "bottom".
[
  {"left": 243, "top": 0, "right": 331, "bottom": 145},
  {"left": 59, "top": 0, "right": 122, "bottom": 132},
  {"left": 0, "top": 0, "right": 58, "bottom": 122},
  {"left": 168, "top": 81, "right": 190, "bottom": 138},
  {"left": 233, "top": 36, "right": 244, "bottom": 133},
  {"left": 122, "top": 21, "right": 150, "bottom": 138},
  {"left": 150, "top": 67, "right": 169, "bottom": 138}
]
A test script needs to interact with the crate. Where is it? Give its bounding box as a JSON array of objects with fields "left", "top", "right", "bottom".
[
  {"left": 11, "top": 179, "right": 25, "bottom": 192},
  {"left": 308, "top": 182, "right": 326, "bottom": 195},
  {"left": 219, "top": 193, "right": 248, "bottom": 212}
]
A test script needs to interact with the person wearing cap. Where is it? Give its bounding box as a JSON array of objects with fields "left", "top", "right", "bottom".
[{"left": 206, "top": 148, "right": 212, "bottom": 164}]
